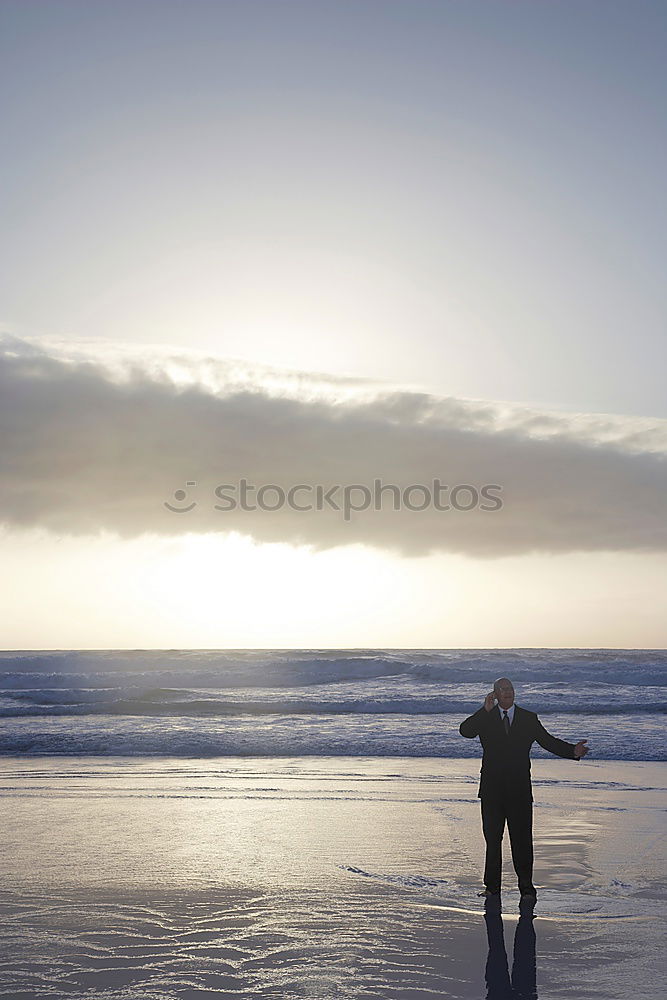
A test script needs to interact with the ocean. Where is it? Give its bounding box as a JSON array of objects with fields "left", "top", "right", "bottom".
[
  {"left": 1, "top": 648, "right": 664, "bottom": 760},
  {"left": 2, "top": 649, "right": 666, "bottom": 997}
]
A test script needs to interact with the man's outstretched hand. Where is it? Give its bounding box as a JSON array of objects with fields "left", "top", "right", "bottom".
[
  {"left": 574, "top": 739, "right": 589, "bottom": 759},
  {"left": 483, "top": 691, "right": 496, "bottom": 712}
]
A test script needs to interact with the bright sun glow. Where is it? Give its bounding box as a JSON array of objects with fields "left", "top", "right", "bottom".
[{"left": 2, "top": 526, "right": 666, "bottom": 648}]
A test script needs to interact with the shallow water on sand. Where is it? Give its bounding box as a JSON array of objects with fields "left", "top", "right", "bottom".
[{"left": 0, "top": 756, "right": 665, "bottom": 998}]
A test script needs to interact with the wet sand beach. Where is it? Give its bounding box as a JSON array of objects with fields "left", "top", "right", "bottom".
[{"left": 1, "top": 756, "right": 665, "bottom": 999}]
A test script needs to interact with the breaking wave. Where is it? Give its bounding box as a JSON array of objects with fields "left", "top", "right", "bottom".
[{"left": 0, "top": 648, "right": 664, "bottom": 759}]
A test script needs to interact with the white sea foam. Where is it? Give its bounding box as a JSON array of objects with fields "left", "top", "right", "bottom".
[{"left": 0, "top": 649, "right": 664, "bottom": 759}]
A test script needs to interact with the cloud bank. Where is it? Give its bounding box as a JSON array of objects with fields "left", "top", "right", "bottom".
[{"left": 1, "top": 334, "right": 666, "bottom": 557}]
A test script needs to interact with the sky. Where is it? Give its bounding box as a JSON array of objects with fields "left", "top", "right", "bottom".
[{"left": 1, "top": 0, "right": 666, "bottom": 648}]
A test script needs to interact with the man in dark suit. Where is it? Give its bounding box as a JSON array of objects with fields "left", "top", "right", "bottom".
[{"left": 459, "top": 677, "right": 589, "bottom": 902}]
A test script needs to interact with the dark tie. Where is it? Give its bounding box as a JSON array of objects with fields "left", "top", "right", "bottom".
[{"left": 503, "top": 710, "right": 510, "bottom": 735}]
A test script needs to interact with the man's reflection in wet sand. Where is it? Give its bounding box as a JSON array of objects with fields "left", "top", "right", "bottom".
[{"left": 484, "top": 898, "right": 537, "bottom": 999}]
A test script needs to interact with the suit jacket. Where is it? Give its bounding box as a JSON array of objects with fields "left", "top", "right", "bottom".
[{"left": 459, "top": 704, "right": 578, "bottom": 802}]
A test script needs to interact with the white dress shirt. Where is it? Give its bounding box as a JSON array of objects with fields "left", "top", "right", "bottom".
[{"left": 498, "top": 703, "right": 516, "bottom": 725}]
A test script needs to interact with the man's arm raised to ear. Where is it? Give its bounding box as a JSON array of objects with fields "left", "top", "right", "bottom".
[{"left": 460, "top": 691, "right": 496, "bottom": 738}]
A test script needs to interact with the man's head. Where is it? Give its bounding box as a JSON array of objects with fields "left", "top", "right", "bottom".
[{"left": 493, "top": 677, "right": 515, "bottom": 710}]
